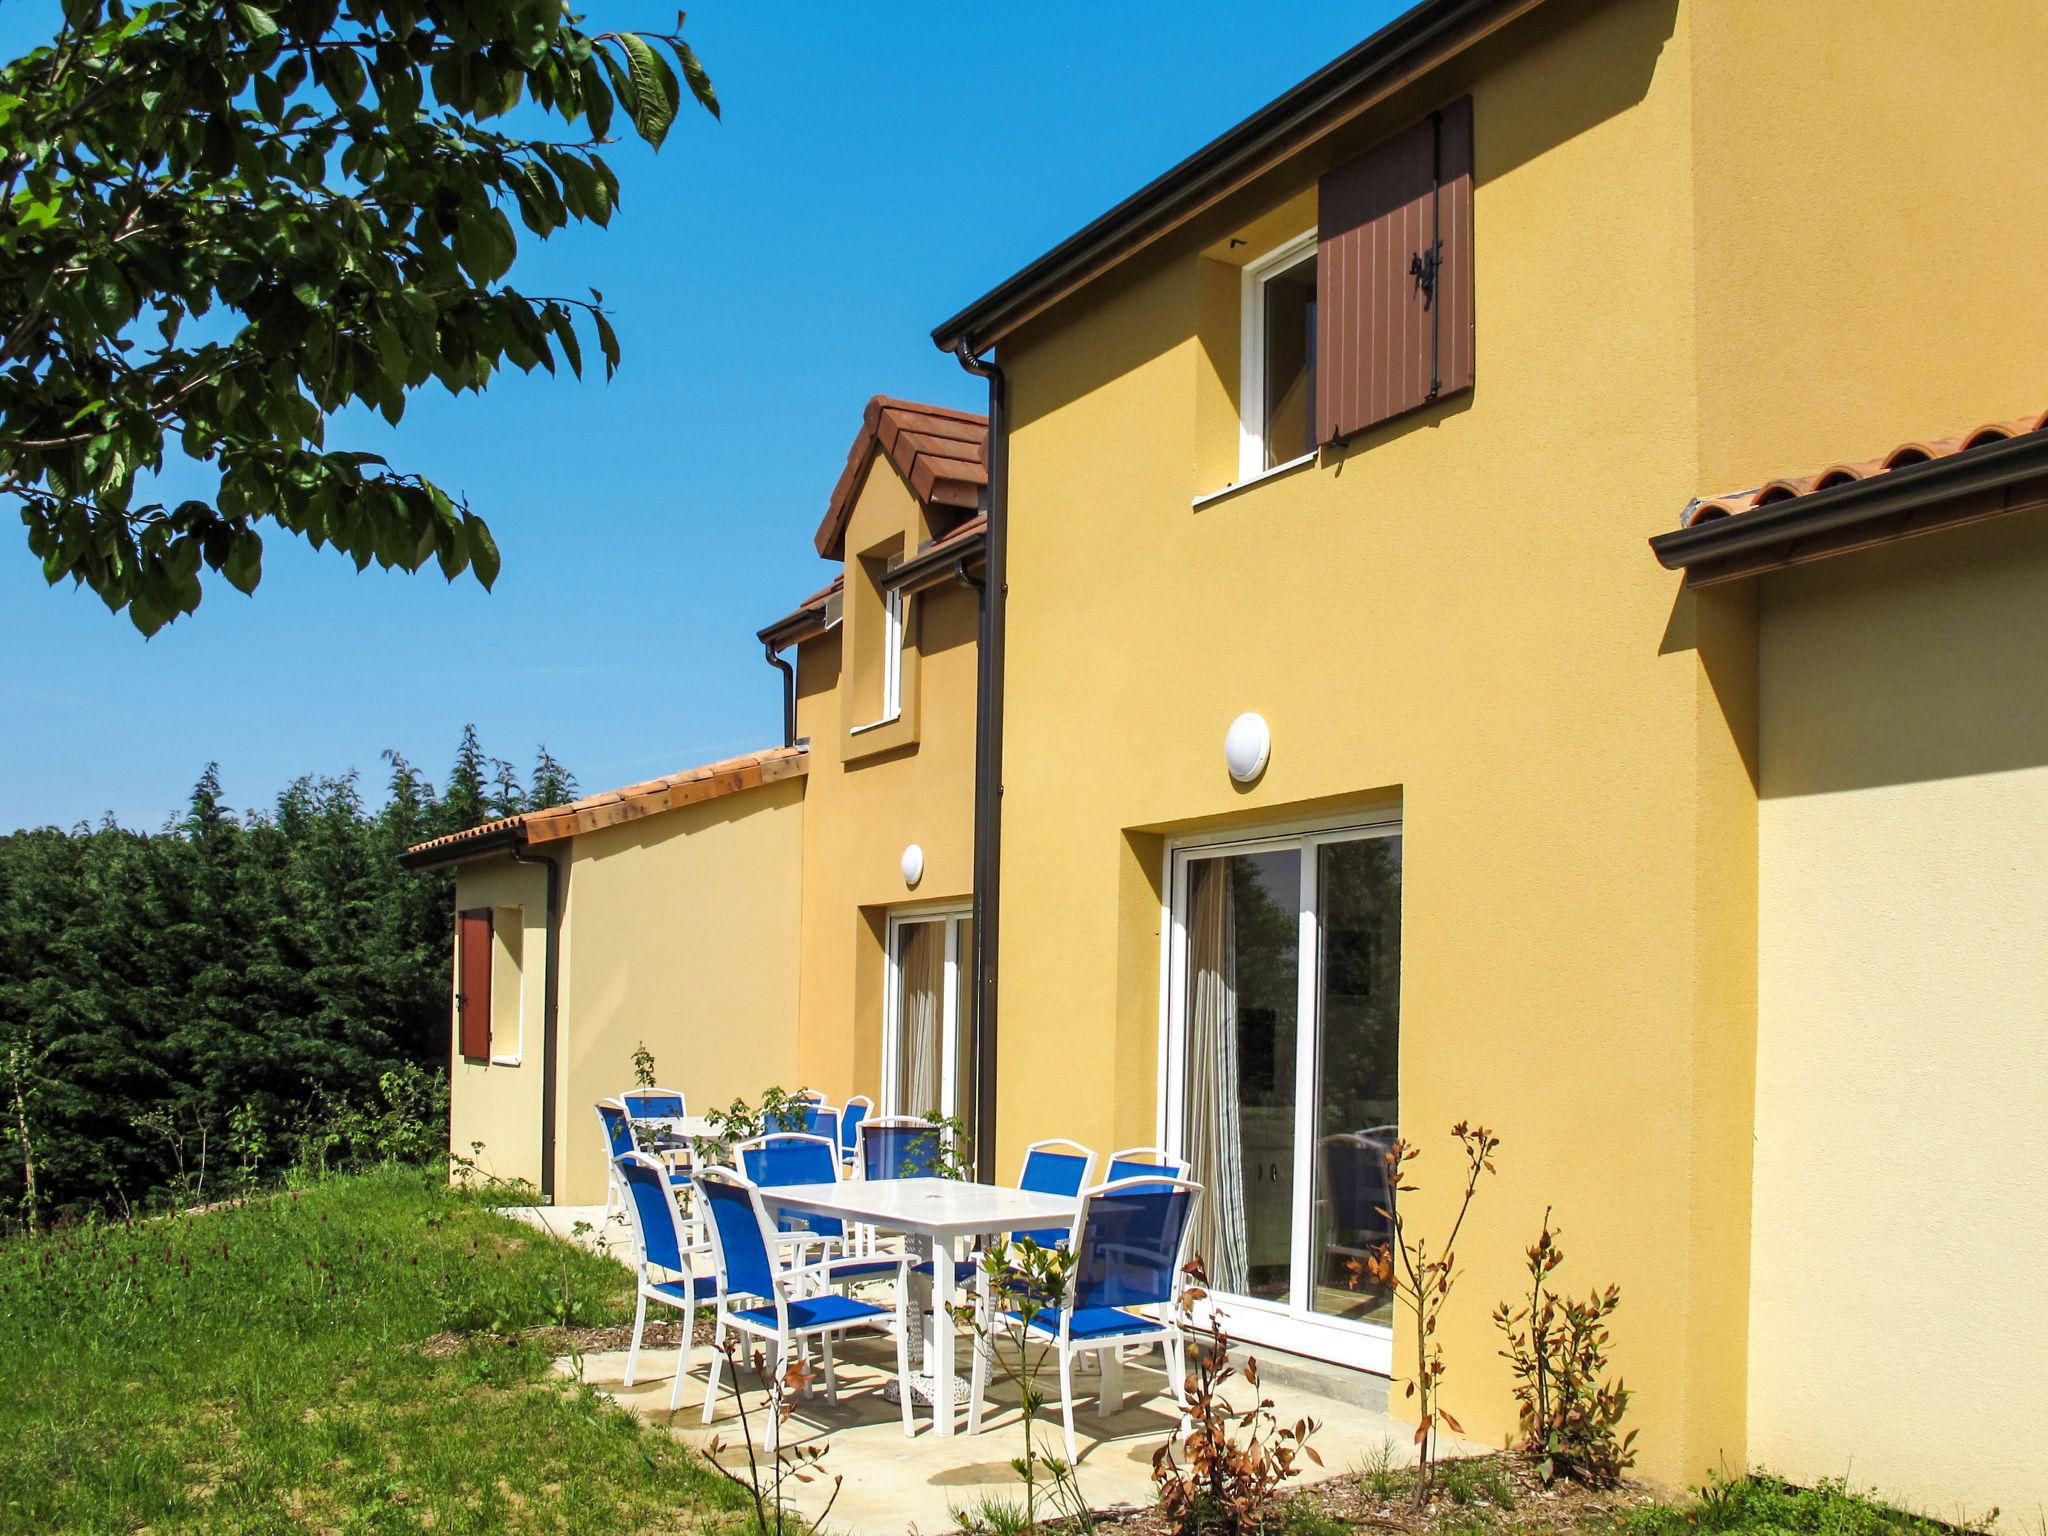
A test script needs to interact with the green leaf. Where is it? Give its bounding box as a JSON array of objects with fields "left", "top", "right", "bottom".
[
  {"left": 613, "top": 33, "right": 679, "bottom": 149},
  {"left": 593, "top": 308, "right": 620, "bottom": 381},
  {"left": 673, "top": 39, "right": 719, "bottom": 121},
  {"left": 464, "top": 512, "right": 500, "bottom": 589},
  {"left": 223, "top": 530, "right": 264, "bottom": 595},
  {"left": 235, "top": 4, "right": 279, "bottom": 39}
]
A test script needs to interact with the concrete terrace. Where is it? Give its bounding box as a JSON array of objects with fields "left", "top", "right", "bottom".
[{"left": 511, "top": 1204, "right": 1475, "bottom": 1535}]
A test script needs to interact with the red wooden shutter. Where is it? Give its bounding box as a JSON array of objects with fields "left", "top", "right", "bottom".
[
  {"left": 456, "top": 908, "right": 493, "bottom": 1061},
  {"left": 1315, "top": 96, "right": 1474, "bottom": 444}
]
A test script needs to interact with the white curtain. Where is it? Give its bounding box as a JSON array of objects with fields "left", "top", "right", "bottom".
[
  {"left": 897, "top": 922, "right": 944, "bottom": 1118},
  {"left": 1183, "top": 860, "right": 1249, "bottom": 1294}
]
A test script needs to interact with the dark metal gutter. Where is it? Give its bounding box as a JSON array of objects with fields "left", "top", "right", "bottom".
[
  {"left": 762, "top": 642, "right": 797, "bottom": 748},
  {"left": 883, "top": 526, "right": 988, "bottom": 595},
  {"left": 506, "top": 843, "right": 563, "bottom": 1205},
  {"left": 1651, "top": 430, "right": 2048, "bottom": 585},
  {"left": 954, "top": 342, "right": 1007, "bottom": 1185},
  {"left": 930, "top": 0, "right": 1544, "bottom": 354}
]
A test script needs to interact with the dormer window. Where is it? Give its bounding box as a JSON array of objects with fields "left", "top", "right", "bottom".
[
  {"left": 851, "top": 539, "right": 907, "bottom": 734},
  {"left": 878, "top": 583, "right": 905, "bottom": 724}
]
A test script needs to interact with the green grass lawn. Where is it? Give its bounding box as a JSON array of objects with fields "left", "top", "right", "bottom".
[{"left": 0, "top": 1167, "right": 747, "bottom": 1535}]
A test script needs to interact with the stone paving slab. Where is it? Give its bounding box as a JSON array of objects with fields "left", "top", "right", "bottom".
[{"left": 509, "top": 1203, "right": 1472, "bottom": 1535}]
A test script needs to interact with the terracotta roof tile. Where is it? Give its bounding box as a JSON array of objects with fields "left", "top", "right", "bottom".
[
  {"left": 1685, "top": 409, "right": 2048, "bottom": 527},
  {"left": 816, "top": 396, "right": 988, "bottom": 559},
  {"left": 401, "top": 745, "right": 808, "bottom": 866}
]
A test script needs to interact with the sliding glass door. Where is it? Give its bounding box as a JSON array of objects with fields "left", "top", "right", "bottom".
[
  {"left": 883, "top": 909, "right": 976, "bottom": 1142},
  {"left": 1165, "top": 822, "right": 1401, "bottom": 1370}
]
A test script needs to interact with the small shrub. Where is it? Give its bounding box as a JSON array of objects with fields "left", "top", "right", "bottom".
[
  {"left": 1493, "top": 1208, "right": 1636, "bottom": 1488},
  {"left": 1152, "top": 1257, "right": 1322, "bottom": 1536},
  {"left": 1357, "top": 1440, "right": 1404, "bottom": 1504},
  {"left": 631, "top": 1042, "right": 657, "bottom": 1089},
  {"left": 956, "top": 1236, "right": 1091, "bottom": 1533},
  {"left": 1361, "top": 1121, "right": 1499, "bottom": 1505}
]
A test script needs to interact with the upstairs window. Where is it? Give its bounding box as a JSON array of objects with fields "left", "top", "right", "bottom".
[
  {"left": 851, "top": 539, "right": 906, "bottom": 735},
  {"left": 879, "top": 584, "right": 904, "bottom": 723},
  {"left": 1241, "top": 234, "right": 1320, "bottom": 479}
]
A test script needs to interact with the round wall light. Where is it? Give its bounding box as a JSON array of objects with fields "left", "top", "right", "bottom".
[
  {"left": 1224, "top": 712, "right": 1271, "bottom": 784},
  {"left": 901, "top": 843, "right": 925, "bottom": 888}
]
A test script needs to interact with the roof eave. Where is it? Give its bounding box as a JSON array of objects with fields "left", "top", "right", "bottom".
[
  {"left": 398, "top": 822, "right": 527, "bottom": 871},
  {"left": 1650, "top": 430, "right": 2048, "bottom": 585},
  {"left": 886, "top": 526, "right": 989, "bottom": 594},
  {"left": 930, "top": 0, "right": 1546, "bottom": 355}
]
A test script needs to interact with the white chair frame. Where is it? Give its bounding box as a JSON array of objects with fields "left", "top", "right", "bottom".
[
  {"left": 694, "top": 1167, "right": 918, "bottom": 1450},
  {"left": 594, "top": 1098, "right": 636, "bottom": 1223},
  {"left": 970, "top": 1174, "right": 1203, "bottom": 1461},
  {"left": 613, "top": 1151, "right": 719, "bottom": 1410}
]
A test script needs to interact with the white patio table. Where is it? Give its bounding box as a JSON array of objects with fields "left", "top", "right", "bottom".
[
  {"left": 757, "top": 1177, "right": 1080, "bottom": 1437},
  {"left": 640, "top": 1114, "right": 718, "bottom": 1142}
]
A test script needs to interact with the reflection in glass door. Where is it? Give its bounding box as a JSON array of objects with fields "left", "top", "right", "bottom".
[
  {"left": 1167, "top": 822, "right": 1401, "bottom": 1370},
  {"left": 1181, "top": 851, "right": 1299, "bottom": 1303},
  {"left": 884, "top": 910, "right": 975, "bottom": 1145}
]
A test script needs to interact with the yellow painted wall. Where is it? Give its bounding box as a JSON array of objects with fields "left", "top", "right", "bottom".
[
  {"left": 550, "top": 776, "right": 807, "bottom": 1206},
  {"left": 1753, "top": 515, "right": 2048, "bottom": 1529},
  {"left": 792, "top": 459, "right": 980, "bottom": 1106},
  {"left": 449, "top": 857, "right": 550, "bottom": 1190},
  {"left": 1688, "top": 1, "right": 2048, "bottom": 493},
  {"left": 992, "top": 0, "right": 1763, "bottom": 1489},
  {"left": 988, "top": 0, "right": 2046, "bottom": 1491}
]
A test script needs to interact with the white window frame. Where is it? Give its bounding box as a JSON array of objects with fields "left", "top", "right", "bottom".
[
  {"left": 489, "top": 904, "right": 524, "bottom": 1066},
  {"left": 880, "top": 905, "right": 971, "bottom": 1123},
  {"left": 851, "top": 584, "right": 905, "bottom": 733},
  {"left": 1238, "top": 229, "right": 1321, "bottom": 485},
  {"left": 1156, "top": 811, "right": 1402, "bottom": 1375}
]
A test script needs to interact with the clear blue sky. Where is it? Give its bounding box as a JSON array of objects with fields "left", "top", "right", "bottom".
[{"left": 1, "top": 2, "right": 1404, "bottom": 832}]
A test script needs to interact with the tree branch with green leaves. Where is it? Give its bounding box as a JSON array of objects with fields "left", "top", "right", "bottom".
[{"left": 0, "top": 0, "right": 717, "bottom": 633}]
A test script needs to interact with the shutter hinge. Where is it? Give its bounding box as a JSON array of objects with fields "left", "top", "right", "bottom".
[{"left": 1408, "top": 239, "right": 1443, "bottom": 310}]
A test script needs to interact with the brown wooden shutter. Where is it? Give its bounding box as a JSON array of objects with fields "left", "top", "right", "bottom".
[
  {"left": 1315, "top": 96, "right": 1474, "bottom": 444},
  {"left": 456, "top": 908, "right": 493, "bottom": 1061}
]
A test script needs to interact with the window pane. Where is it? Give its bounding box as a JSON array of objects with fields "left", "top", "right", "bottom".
[
  {"left": 1310, "top": 835, "right": 1401, "bottom": 1326},
  {"left": 953, "top": 917, "right": 977, "bottom": 1153},
  {"left": 893, "top": 920, "right": 945, "bottom": 1119},
  {"left": 1181, "top": 849, "right": 1300, "bottom": 1302},
  {"left": 1263, "top": 253, "right": 1317, "bottom": 469}
]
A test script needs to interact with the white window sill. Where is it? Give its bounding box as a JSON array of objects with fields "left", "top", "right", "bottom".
[
  {"left": 1193, "top": 449, "right": 1318, "bottom": 510},
  {"left": 850, "top": 713, "right": 902, "bottom": 736},
  {"left": 489, "top": 1054, "right": 522, "bottom": 1067}
]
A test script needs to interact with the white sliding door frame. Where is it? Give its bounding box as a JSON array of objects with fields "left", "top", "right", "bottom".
[
  {"left": 1159, "top": 812, "right": 1401, "bottom": 1375},
  {"left": 881, "top": 905, "right": 971, "bottom": 1124}
]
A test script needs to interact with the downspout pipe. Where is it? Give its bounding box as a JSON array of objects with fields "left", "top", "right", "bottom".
[
  {"left": 506, "top": 841, "right": 562, "bottom": 1204},
  {"left": 763, "top": 641, "right": 797, "bottom": 748},
  {"left": 953, "top": 337, "right": 1007, "bottom": 1184}
]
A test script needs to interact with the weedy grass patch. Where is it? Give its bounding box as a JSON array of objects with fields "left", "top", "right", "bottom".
[{"left": 0, "top": 1166, "right": 748, "bottom": 1534}]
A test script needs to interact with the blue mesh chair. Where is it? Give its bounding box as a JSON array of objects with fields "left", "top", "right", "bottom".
[
  {"left": 737, "top": 1131, "right": 904, "bottom": 1288},
  {"left": 1318, "top": 1132, "right": 1394, "bottom": 1276},
  {"left": 695, "top": 1167, "right": 915, "bottom": 1448},
  {"left": 598, "top": 1097, "right": 696, "bottom": 1220},
  {"left": 792, "top": 1098, "right": 841, "bottom": 1147},
  {"left": 858, "top": 1115, "right": 949, "bottom": 1181},
  {"left": 614, "top": 1152, "right": 718, "bottom": 1410},
  {"left": 1104, "top": 1145, "right": 1190, "bottom": 1193},
  {"left": 597, "top": 1099, "right": 688, "bottom": 1224},
  {"left": 1009, "top": 1139, "right": 1097, "bottom": 1249},
  {"left": 622, "top": 1087, "right": 688, "bottom": 1121},
  {"left": 839, "top": 1096, "right": 873, "bottom": 1169},
  {"left": 971, "top": 1175, "right": 1203, "bottom": 1460}
]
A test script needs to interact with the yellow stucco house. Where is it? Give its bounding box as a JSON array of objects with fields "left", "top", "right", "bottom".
[{"left": 408, "top": 0, "right": 2047, "bottom": 1523}]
